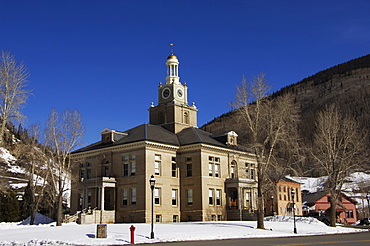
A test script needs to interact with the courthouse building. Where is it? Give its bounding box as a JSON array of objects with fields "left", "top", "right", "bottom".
[{"left": 70, "top": 52, "right": 258, "bottom": 223}]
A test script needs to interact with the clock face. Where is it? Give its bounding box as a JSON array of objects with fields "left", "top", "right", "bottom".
[
  {"left": 177, "top": 88, "right": 183, "bottom": 98},
  {"left": 162, "top": 88, "right": 170, "bottom": 99}
]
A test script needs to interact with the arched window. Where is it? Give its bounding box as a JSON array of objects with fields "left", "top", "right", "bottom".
[
  {"left": 184, "top": 111, "right": 189, "bottom": 124},
  {"left": 103, "top": 160, "right": 110, "bottom": 177},
  {"left": 230, "top": 160, "right": 237, "bottom": 178}
]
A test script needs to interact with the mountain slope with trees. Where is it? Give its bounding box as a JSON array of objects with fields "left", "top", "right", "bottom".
[{"left": 202, "top": 54, "right": 370, "bottom": 175}]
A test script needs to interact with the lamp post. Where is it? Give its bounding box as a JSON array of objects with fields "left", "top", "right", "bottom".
[
  {"left": 271, "top": 195, "right": 274, "bottom": 215},
  {"left": 366, "top": 193, "right": 370, "bottom": 217},
  {"left": 149, "top": 175, "right": 156, "bottom": 239},
  {"left": 291, "top": 188, "right": 297, "bottom": 234}
]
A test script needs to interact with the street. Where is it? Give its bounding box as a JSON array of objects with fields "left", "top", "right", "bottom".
[{"left": 149, "top": 231, "right": 370, "bottom": 246}]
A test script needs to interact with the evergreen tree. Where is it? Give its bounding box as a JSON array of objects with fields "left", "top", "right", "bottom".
[
  {"left": 21, "top": 181, "right": 34, "bottom": 221},
  {"left": 0, "top": 189, "right": 20, "bottom": 222}
]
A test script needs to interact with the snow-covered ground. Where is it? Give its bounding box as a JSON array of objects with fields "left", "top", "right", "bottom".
[{"left": 0, "top": 216, "right": 365, "bottom": 246}]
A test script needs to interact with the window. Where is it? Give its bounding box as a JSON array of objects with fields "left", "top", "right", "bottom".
[
  {"left": 104, "top": 166, "right": 109, "bottom": 176},
  {"left": 123, "top": 163, "right": 129, "bottom": 177},
  {"left": 217, "top": 215, "right": 222, "bottom": 221},
  {"left": 186, "top": 189, "right": 193, "bottom": 205},
  {"left": 130, "top": 155, "right": 136, "bottom": 176},
  {"left": 172, "top": 189, "right": 178, "bottom": 206},
  {"left": 346, "top": 210, "right": 354, "bottom": 218},
  {"left": 211, "top": 215, "right": 216, "bottom": 221},
  {"left": 86, "top": 169, "right": 91, "bottom": 179},
  {"left": 216, "top": 189, "right": 221, "bottom": 206},
  {"left": 231, "top": 166, "right": 235, "bottom": 178},
  {"left": 209, "top": 156, "right": 220, "bottom": 177},
  {"left": 172, "top": 157, "right": 177, "bottom": 177},
  {"left": 78, "top": 194, "right": 83, "bottom": 210},
  {"left": 155, "top": 154, "right": 161, "bottom": 175},
  {"left": 209, "top": 189, "right": 214, "bottom": 205},
  {"left": 131, "top": 188, "right": 136, "bottom": 205},
  {"left": 245, "top": 192, "right": 250, "bottom": 207},
  {"left": 215, "top": 164, "right": 220, "bottom": 177},
  {"left": 154, "top": 188, "right": 161, "bottom": 205},
  {"left": 186, "top": 157, "right": 192, "bottom": 177},
  {"left": 209, "top": 163, "right": 213, "bottom": 176},
  {"left": 123, "top": 155, "right": 136, "bottom": 176},
  {"left": 186, "top": 164, "right": 192, "bottom": 177},
  {"left": 155, "top": 215, "right": 162, "bottom": 223},
  {"left": 122, "top": 190, "right": 128, "bottom": 206},
  {"left": 250, "top": 168, "right": 254, "bottom": 180},
  {"left": 87, "top": 192, "right": 92, "bottom": 206},
  {"left": 173, "top": 215, "right": 179, "bottom": 222},
  {"left": 184, "top": 111, "right": 189, "bottom": 124},
  {"left": 80, "top": 169, "right": 85, "bottom": 181}
]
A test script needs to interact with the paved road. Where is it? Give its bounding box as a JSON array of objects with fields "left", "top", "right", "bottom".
[{"left": 148, "top": 231, "right": 370, "bottom": 246}]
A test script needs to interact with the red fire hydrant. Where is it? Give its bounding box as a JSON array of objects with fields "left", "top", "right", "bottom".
[{"left": 129, "top": 225, "right": 136, "bottom": 244}]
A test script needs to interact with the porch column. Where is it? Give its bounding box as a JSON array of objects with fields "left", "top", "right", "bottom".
[
  {"left": 238, "top": 187, "right": 242, "bottom": 221},
  {"left": 101, "top": 186, "right": 105, "bottom": 211}
]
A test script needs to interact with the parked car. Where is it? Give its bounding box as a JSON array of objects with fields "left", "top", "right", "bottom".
[{"left": 358, "top": 218, "right": 370, "bottom": 225}]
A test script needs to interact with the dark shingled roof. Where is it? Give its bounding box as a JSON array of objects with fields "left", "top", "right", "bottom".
[
  {"left": 302, "top": 190, "right": 328, "bottom": 204},
  {"left": 73, "top": 124, "right": 250, "bottom": 154}
]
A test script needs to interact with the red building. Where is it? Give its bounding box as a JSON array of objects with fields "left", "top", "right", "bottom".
[{"left": 302, "top": 190, "right": 358, "bottom": 224}]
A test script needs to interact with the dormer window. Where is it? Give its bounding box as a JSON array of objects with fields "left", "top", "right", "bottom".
[
  {"left": 100, "top": 128, "right": 127, "bottom": 144},
  {"left": 226, "top": 131, "right": 238, "bottom": 146}
]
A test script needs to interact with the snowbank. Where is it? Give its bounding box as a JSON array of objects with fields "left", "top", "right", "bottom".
[{"left": 0, "top": 217, "right": 365, "bottom": 246}]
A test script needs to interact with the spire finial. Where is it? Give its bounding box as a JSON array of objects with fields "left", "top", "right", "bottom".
[{"left": 170, "top": 43, "right": 174, "bottom": 55}]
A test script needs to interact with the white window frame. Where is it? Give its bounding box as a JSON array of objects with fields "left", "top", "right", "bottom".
[
  {"left": 131, "top": 188, "right": 136, "bottom": 205},
  {"left": 216, "top": 189, "right": 221, "bottom": 206},
  {"left": 209, "top": 189, "right": 214, "bottom": 205},
  {"left": 154, "top": 188, "right": 161, "bottom": 205},
  {"left": 155, "top": 154, "right": 161, "bottom": 175},
  {"left": 186, "top": 189, "right": 193, "bottom": 205},
  {"left": 122, "top": 189, "right": 128, "bottom": 206},
  {"left": 172, "top": 189, "right": 178, "bottom": 206}
]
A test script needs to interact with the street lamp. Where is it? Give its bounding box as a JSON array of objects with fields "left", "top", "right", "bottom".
[
  {"left": 291, "top": 188, "right": 297, "bottom": 234},
  {"left": 271, "top": 195, "right": 274, "bottom": 215},
  {"left": 149, "top": 175, "right": 156, "bottom": 239},
  {"left": 366, "top": 193, "right": 370, "bottom": 217}
]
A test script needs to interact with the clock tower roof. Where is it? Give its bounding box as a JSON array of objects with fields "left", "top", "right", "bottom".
[{"left": 167, "top": 54, "right": 178, "bottom": 60}]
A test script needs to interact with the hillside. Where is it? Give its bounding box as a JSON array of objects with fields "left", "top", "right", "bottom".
[{"left": 201, "top": 54, "right": 370, "bottom": 172}]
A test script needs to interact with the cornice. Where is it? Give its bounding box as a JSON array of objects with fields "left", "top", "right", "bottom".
[{"left": 71, "top": 141, "right": 178, "bottom": 158}]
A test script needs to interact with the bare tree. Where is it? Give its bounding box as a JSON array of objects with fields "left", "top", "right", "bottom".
[
  {"left": 232, "top": 73, "right": 300, "bottom": 229},
  {"left": 311, "top": 104, "right": 366, "bottom": 227},
  {"left": 14, "top": 124, "right": 50, "bottom": 224},
  {"left": 44, "top": 108, "right": 85, "bottom": 226},
  {"left": 0, "top": 51, "right": 30, "bottom": 146}
]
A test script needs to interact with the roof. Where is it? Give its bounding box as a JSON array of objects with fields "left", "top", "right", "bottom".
[
  {"left": 73, "top": 124, "right": 250, "bottom": 154},
  {"left": 302, "top": 190, "right": 358, "bottom": 205},
  {"left": 279, "top": 176, "right": 302, "bottom": 184},
  {"left": 302, "top": 190, "right": 328, "bottom": 204}
]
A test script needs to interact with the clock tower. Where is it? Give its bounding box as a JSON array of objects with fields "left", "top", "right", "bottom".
[{"left": 149, "top": 53, "right": 198, "bottom": 133}]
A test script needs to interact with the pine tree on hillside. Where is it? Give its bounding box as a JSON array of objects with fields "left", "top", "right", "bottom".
[
  {"left": 0, "top": 189, "right": 20, "bottom": 222},
  {"left": 21, "top": 181, "right": 34, "bottom": 221}
]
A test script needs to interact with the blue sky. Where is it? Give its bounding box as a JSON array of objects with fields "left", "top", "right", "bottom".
[{"left": 1, "top": 0, "right": 369, "bottom": 145}]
